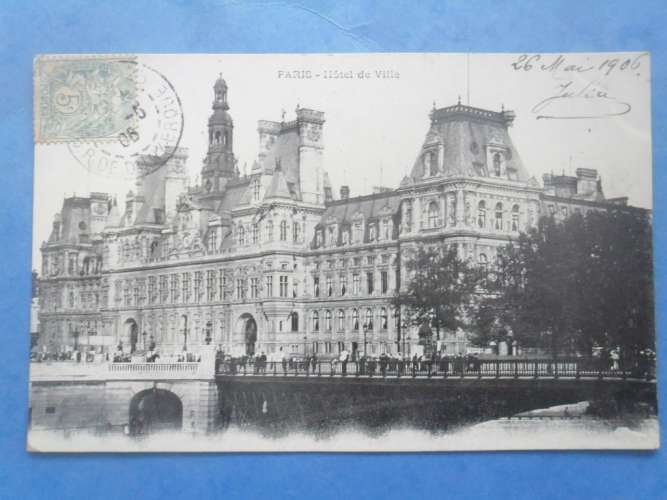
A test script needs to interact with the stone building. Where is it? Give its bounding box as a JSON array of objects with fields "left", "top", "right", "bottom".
[{"left": 36, "top": 76, "right": 637, "bottom": 359}]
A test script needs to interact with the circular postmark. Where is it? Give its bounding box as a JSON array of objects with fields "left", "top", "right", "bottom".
[{"left": 66, "top": 60, "right": 184, "bottom": 180}]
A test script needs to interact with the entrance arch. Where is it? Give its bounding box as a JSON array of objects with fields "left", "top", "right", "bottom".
[
  {"left": 129, "top": 388, "right": 183, "bottom": 435},
  {"left": 236, "top": 313, "right": 257, "bottom": 356},
  {"left": 123, "top": 318, "right": 139, "bottom": 353}
]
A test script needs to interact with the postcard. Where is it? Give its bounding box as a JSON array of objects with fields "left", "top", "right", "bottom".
[{"left": 29, "top": 53, "right": 657, "bottom": 452}]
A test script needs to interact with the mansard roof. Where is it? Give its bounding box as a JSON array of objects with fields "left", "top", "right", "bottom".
[
  {"left": 319, "top": 190, "right": 401, "bottom": 226},
  {"left": 408, "top": 103, "right": 530, "bottom": 183}
]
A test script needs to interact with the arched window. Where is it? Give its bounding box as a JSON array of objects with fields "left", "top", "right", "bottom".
[
  {"left": 428, "top": 201, "right": 439, "bottom": 228},
  {"left": 325, "top": 310, "right": 332, "bottom": 332},
  {"left": 291, "top": 312, "right": 299, "bottom": 332},
  {"left": 493, "top": 152, "right": 502, "bottom": 176},
  {"left": 251, "top": 224, "right": 259, "bottom": 244},
  {"left": 511, "top": 204, "right": 520, "bottom": 232},
  {"left": 337, "top": 309, "right": 345, "bottom": 331},
  {"left": 365, "top": 308, "right": 374, "bottom": 330},
  {"left": 238, "top": 226, "right": 246, "bottom": 245},
  {"left": 352, "top": 309, "right": 359, "bottom": 331},
  {"left": 266, "top": 220, "right": 273, "bottom": 241},
  {"left": 280, "top": 220, "right": 287, "bottom": 241},
  {"left": 293, "top": 222, "right": 300, "bottom": 243},
  {"left": 494, "top": 202, "right": 503, "bottom": 230},
  {"left": 312, "top": 311, "right": 319, "bottom": 332},
  {"left": 380, "top": 307, "right": 388, "bottom": 330},
  {"left": 215, "top": 131, "right": 221, "bottom": 144},
  {"left": 477, "top": 200, "right": 486, "bottom": 228}
]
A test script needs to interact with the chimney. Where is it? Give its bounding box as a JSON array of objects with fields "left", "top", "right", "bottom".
[{"left": 340, "top": 185, "right": 350, "bottom": 200}]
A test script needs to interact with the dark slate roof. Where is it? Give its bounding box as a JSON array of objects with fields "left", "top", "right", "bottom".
[{"left": 319, "top": 190, "right": 401, "bottom": 225}]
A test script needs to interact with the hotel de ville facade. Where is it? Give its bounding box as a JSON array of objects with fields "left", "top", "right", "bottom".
[{"left": 36, "top": 75, "right": 635, "bottom": 360}]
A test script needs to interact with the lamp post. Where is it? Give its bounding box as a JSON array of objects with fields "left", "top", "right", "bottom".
[{"left": 362, "top": 321, "right": 368, "bottom": 357}]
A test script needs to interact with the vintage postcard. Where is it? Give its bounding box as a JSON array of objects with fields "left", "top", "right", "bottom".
[{"left": 29, "top": 53, "right": 657, "bottom": 452}]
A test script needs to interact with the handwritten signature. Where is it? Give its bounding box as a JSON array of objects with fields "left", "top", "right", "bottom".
[{"left": 531, "top": 80, "right": 631, "bottom": 120}]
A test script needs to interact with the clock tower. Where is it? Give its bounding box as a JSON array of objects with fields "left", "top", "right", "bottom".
[{"left": 201, "top": 74, "right": 236, "bottom": 195}]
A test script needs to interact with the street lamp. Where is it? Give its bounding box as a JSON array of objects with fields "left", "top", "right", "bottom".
[{"left": 362, "top": 321, "right": 368, "bottom": 357}]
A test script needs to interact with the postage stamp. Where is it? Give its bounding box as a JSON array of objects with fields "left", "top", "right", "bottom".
[{"left": 34, "top": 55, "right": 138, "bottom": 143}]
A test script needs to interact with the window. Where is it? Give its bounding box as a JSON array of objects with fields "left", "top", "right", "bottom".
[
  {"left": 479, "top": 253, "right": 488, "bottom": 274},
  {"left": 312, "top": 311, "right": 319, "bottom": 332},
  {"left": 428, "top": 201, "right": 439, "bottom": 228},
  {"left": 170, "top": 274, "right": 180, "bottom": 303},
  {"left": 251, "top": 224, "right": 259, "bottom": 244},
  {"left": 493, "top": 152, "right": 502, "bottom": 176},
  {"left": 382, "top": 219, "right": 390, "bottom": 240},
  {"left": 266, "top": 220, "right": 273, "bottom": 241},
  {"left": 478, "top": 200, "right": 486, "bottom": 228},
  {"left": 353, "top": 273, "right": 360, "bottom": 295},
  {"left": 367, "top": 256, "right": 375, "bottom": 266},
  {"left": 369, "top": 224, "right": 377, "bottom": 242},
  {"left": 512, "top": 204, "right": 520, "bottom": 231},
  {"left": 313, "top": 276, "right": 320, "bottom": 297},
  {"left": 352, "top": 309, "right": 359, "bottom": 331},
  {"left": 405, "top": 201, "right": 413, "bottom": 231},
  {"left": 238, "top": 226, "right": 245, "bottom": 246},
  {"left": 280, "top": 220, "right": 288, "bottom": 241},
  {"left": 181, "top": 273, "right": 190, "bottom": 303},
  {"left": 340, "top": 274, "right": 347, "bottom": 296},
  {"left": 159, "top": 275, "right": 168, "bottom": 303},
  {"left": 495, "top": 202, "right": 503, "bottom": 230},
  {"left": 291, "top": 312, "right": 299, "bottom": 332},
  {"left": 327, "top": 226, "right": 335, "bottom": 246},
  {"left": 252, "top": 179, "right": 260, "bottom": 201},
  {"left": 123, "top": 281, "right": 131, "bottom": 306},
  {"left": 219, "top": 270, "right": 226, "bottom": 299},
  {"left": 365, "top": 308, "right": 374, "bottom": 330},
  {"left": 561, "top": 206, "right": 568, "bottom": 218},
  {"left": 279, "top": 275, "right": 288, "bottom": 297},
  {"left": 250, "top": 277, "right": 259, "bottom": 298},
  {"left": 380, "top": 307, "right": 388, "bottom": 330},
  {"left": 337, "top": 310, "right": 345, "bottom": 331},
  {"left": 236, "top": 279, "right": 245, "bottom": 299},
  {"left": 325, "top": 310, "right": 332, "bottom": 331},
  {"left": 208, "top": 231, "right": 217, "bottom": 253},
  {"left": 381, "top": 271, "right": 388, "bottom": 294},
  {"left": 549, "top": 204, "right": 556, "bottom": 215},
  {"left": 293, "top": 222, "right": 300, "bottom": 243},
  {"left": 366, "top": 272, "right": 374, "bottom": 295},
  {"left": 206, "top": 270, "right": 216, "bottom": 301},
  {"left": 428, "top": 151, "right": 438, "bottom": 176},
  {"left": 292, "top": 278, "right": 298, "bottom": 298},
  {"left": 265, "top": 275, "right": 273, "bottom": 297},
  {"left": 353, "top": 222, "right": 362, "bottom": 243},
  {"left": 326, "top": 276, "right": 333, "bottom": 297}
]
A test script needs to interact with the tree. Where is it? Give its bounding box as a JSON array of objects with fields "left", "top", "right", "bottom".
[{"left": 393, "top": 246, "right": 479, "bottom": 346}]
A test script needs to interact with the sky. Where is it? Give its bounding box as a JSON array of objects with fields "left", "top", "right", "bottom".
[{"left": 33, "top": 52, "right": 652, "bottom": 268}]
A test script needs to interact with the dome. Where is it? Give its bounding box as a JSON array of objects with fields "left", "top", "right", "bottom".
[
  {"left": 208, "top": 108, "right": 233, "bottom": 126},
  {"left": 214, "top": 75, "right": 227, "bottom": 91}
]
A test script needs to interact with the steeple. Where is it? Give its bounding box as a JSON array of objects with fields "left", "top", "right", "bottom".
[{"left": 201, "top": 74, "right": 236, "bottom": 195}]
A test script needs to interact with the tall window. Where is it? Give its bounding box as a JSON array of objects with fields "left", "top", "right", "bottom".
[
  {"left": 478, "top": 200, "right": 486, "bottom": 228},
  {"left": 206, "top": 270, "right": 216, "bottom": 301},
  {"left": 325, "top": 310, "right": 332, "bottom": 331},
  {"left": 381, "top": 271, "right": 388, "bottom": 294},
  {"left": 428, "top": 201, "right": 439, "bottom": 228},
  {"left": 208, "top": 231, "right": 217, "bottom": 253},
  {"left": 194, "top": 272, "right": 203, "bottom": 303},
  {"left": 327, "top": 226, "right": 335, "bottom": 246},
  {"left": 495, "top": 202, "right": 503, "bottom": 230},
  {"left": 428, "top": 151, "right": 438, "bottom": 176},
  {"left": 512, "top": 204, "right": 520, "bottom": 231},
  {"left": 353, "top": 273, "right": 360, "bottom": 295},
  {"left": 238, "top": 226, "right": 245, "bottom": 246},
  {"left": 365, "top": 308, "right": 374, "bottom": 330},
  {"left": 493, "top": 152, "right": 502, "bottom": 176},
  {"left": 312, "top": 311, "right": 319, "bottom": 332},
  {"left": 326, "top": 276, "right": 333, "bottom": 297},
  {"left": 382, "top": 219, "right": 390, "bottom": 240},
  {"left": 148, "top": 276, "right": 157, "bottom": 304},
  {"left": 181, "top": 273, "right": 190, "bottom": 303},
  {"left": 266, "top": 220, "right": 273, "bottom": 241},
  {"left": 219, "top": 270, "right": 226, "bottom": 299},
  {"left": 380, "top": 307, "right": 388, "bottom": 330},
  {"left": 340, "top": 274, "right": 347, "bottom": 296},
  {"left": 252, "top": 179, "right": 260, "bottom": 201},
  {"left": 280, "top": 220, "right": 288, "bottom": 241},
  {"left": 291, "top": 312, "right": 299, "bottom": 332},
  {"left": 251, "top": 224, "right": 259, "bottom": 244},
  {"left": 236, "top": 278, "right": 245, "bottom": 299},
  {"left": 366, "top": 272, "right": 374, "bottom": 295},
  {"left": 353, "top": 222, "right": 362, "bottom": 243},
  {"left": 170, "top": 274, "right": 180, "bottom": 303},
  {"left": 279, "top": 275, "right": 288, "bottom": 297},
  {"left": 405, "top": 201, "right": 413, "bottom": 231},
  {"left": 250, "top": 277, "right": 259, "bottom": 298},
  {"left": 337, "top": 309, "right": 345, "bottom": 331},
  {"left": 265, "top": 275, "right": 273, "bottom": 297},
  {"left": 159, "top": 275, "right": 168, "bottom": 303},
  {"left": 293, "top": 221, "right": 300, "bottom": 243},
  {"left": 352, "top": 309, "right": 359, "bottom": 331},
  {"left": 478, "top": 253, "right": 488, "bottom": 278},
  {"left": 313, "top": 276, "right": 320, "bottom": 297}
]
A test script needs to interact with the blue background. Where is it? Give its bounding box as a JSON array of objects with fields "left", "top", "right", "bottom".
[{"left": 1, "top": 1, "right": 666, "bottom": 498}]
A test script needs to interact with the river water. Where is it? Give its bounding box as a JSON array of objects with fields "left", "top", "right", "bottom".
[{"left": 28, "top": 402, "right": 659, "bottom": 452}]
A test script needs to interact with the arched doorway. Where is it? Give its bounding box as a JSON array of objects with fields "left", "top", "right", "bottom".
[
  {"left": 129, "top": 387, "right": 183, "bottom": 435},
  {"left": 123, "top": 318, "right": 139, "bottom": 353},
  {"left": 237, "top": 313, "right": 257, "bottom": 356}
]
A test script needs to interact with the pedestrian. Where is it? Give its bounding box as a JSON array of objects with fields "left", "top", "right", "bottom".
[
  {"left": 339, "top": 348, "right": 349, "bottom": 376},
  {"left": 380, "top": 353, "right": 388, "bottom": 377},
  {"left": 311, "top": 352, "right": 317, "bottom": 372}
]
